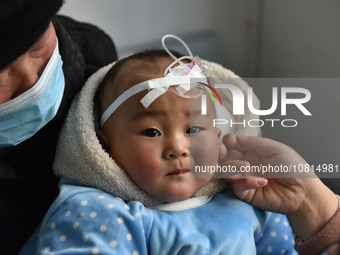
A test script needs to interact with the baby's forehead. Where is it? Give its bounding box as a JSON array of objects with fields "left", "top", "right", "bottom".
[
  {"left": 115, "top": 57, "right": 174, "bottom": 92},
  {"left": 99, "top": 56, "right": 218, "bottom": 128},
  {"left": 112, "top": 57, "right": 217, "bottom": 110},
  {"left": 134, "top": 88, "right": 216, "bottom": 118}
]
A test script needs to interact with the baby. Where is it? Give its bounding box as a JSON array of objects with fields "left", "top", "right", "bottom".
[
  {"left": 20, "top": 35, "right": 297, "bottom": 254},
  {"left": 95, "top": 49, "right": 223, "bottom": 203}
]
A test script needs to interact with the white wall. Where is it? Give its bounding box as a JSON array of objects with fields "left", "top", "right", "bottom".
[
  {"left": 59, "top": 0, "right": 254, "bottom": 76},
  {"left": 59, "top": 0, "right": 340, "bottom": 76},
  {"left": 258, "top": 0, "right": 340, "bottom": 192},
  {"left": 260, "top": 0, "right": 340, "bottom": 77}
]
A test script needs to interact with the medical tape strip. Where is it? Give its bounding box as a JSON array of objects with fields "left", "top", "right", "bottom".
[
  {"left": 100, "top": 34, "right": 210, "bottom": 128},
  {"left": 100, "top": 76, "right": 201, "bottom": 127}
]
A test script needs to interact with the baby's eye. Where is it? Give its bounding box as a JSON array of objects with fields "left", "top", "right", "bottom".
[
  {"left": 142, "top": 128, "right": 161, "bottom": 137},
  {"left": 186, "top": 126, "right": 202, "bottom": 134}
]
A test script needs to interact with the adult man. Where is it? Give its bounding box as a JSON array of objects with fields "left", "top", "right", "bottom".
[{"left": 0, "top": 1, "right": 117, "bottom": 253}]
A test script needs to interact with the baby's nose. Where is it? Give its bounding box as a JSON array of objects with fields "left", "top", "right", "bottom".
[{"left": 164, "top": 135, "right": 190, "bottom": 159}]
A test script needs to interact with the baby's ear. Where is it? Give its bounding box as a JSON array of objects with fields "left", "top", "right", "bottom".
[{"left": 96, "top": 129, "right": 110, "bottom": 152}]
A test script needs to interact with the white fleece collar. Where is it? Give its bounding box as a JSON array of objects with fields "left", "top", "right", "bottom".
[{"left": 53, "top": 59, "right": 260, "bottom": 207}]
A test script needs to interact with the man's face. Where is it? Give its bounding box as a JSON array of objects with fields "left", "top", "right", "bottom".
[{"left": 0, "top": 22, "right": 57, "bottom": 104}]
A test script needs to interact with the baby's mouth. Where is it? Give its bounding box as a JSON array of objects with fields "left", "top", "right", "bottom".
[{"left": 167, "top": 169, "right": 190, "bottom": 175}]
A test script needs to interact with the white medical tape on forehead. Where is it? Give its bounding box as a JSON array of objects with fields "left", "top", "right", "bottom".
[
  {"left": 99, "top": 74, "right": 206, "bottom": 127},
  {"left": 100, "top": 34, "right": 208, "bottom": 128}
]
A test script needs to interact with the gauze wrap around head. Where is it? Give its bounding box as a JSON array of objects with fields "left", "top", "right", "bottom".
[{"left": 53, "top": 34, "right": 260, "bottom": 207}]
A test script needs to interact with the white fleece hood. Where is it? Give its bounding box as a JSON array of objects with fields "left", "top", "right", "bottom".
[{"left": 53, "top": 58, "right": 260, "bottom": 207}]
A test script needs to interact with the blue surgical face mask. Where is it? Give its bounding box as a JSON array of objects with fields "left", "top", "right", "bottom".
[{"left": 0, "top": 39, "right": 65, "bottom": 148}]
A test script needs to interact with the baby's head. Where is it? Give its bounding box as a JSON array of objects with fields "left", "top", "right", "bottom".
[{"left": 95, "top": 49, "right": 224, "bottom": 202}]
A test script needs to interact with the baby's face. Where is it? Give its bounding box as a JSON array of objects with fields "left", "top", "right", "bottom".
[{"left": 101, "top": 59, "right": 222, "bottom": 202}]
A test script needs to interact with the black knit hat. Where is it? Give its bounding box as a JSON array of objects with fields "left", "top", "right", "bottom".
[{"left": 0, "top": 0, "right": 64, "bottom": 69}]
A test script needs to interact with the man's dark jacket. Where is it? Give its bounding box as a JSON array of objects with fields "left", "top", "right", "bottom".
[{"left": 0, "top": 15, "right": 117, "bottom": 254}]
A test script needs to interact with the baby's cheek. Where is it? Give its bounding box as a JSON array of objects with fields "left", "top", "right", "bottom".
[
  {"left": 123, "top": 147, "right": 161, "bottom": 192},
  {"left": 133, "top": 146, "right": 161, "bottom": 174}
]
